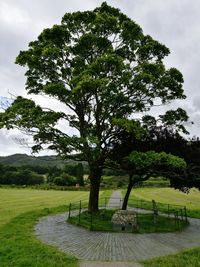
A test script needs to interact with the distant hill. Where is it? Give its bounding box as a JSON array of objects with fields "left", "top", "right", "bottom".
[{"left": 0, "top": 153, "right": 87, "bottom": 168}]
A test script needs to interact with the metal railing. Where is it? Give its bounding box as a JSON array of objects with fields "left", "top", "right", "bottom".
[{"left": 68, "top": 196, "right": 188, "bottom": 231}]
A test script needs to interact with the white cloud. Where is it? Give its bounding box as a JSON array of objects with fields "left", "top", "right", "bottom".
[{"left": 0, "top": 2, "right": 30, "bottom": 28}]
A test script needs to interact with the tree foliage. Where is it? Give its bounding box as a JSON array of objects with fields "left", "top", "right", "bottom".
[
  {"left": 121, "top": 151, "right": 186, "bottom": 209},
  {"left": 0, "top": 2, "right": 188, "bottom": 211},
  {"left": 0, "top": 164, "right": 44, "bottom": 185},
  {"left": 126, "top": 151, "right": 186, "bottom": 178}
]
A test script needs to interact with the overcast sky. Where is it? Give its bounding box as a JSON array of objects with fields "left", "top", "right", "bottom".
[{"left": 0, "top": 0, "right": 200, "bottom": 156}]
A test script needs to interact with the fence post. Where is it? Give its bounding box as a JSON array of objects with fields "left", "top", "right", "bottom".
[
  {"left": 68, "top": 203, "right": 71, "bottom": 219},
  {"left": 78, "top": 200, "right": 82, "bottom": 224},
  {"left": 121, "top": 198, "right": 124, "bottom": 209},
  {"left": 177, "top": 211, "right": 180, "bottom": 230},
  {"left": 90, "top": 212, "right": 93, "bottom": 230},
  {"left": 184, "top": 206, "right": 188, "bottom": 222},
  {"left": 135, "top": 212, "right": 139, "bottom": 231},
  {"left": 168, "top": 204, "right": 170, "bottom": 217},
  {"left": 174, "top": 212, "right": 177, "bottom": 229},
  {"left": 105, "top": 197, "right": 107, "bottom": 209},
  {"left": 119, "top": 198, "right": 122, "bottom": 209},
  {"left": 180, "top": 209, "right": 183, "bottom": 221}
]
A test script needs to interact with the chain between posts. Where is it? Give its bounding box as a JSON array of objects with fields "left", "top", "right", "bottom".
[{"left": 67, "top": 197, "right": 189, "bottom": 231}]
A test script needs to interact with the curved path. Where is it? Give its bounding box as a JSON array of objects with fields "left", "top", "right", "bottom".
[{"left": 35, "top": 191, "right": 200, "bottom": 263}]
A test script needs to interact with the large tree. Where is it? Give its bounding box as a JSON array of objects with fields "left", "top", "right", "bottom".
[{"left": 0, "top": 3, "right": 187, "bottom": 212}]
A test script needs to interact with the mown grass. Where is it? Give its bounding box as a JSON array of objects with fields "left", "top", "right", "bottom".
[
  {"left": 0, "top": 188, "right": 113, "bottom": 267},
  {"left": 101, "top": 175, "right": 169, "bottom": 188},
  {"left": 143, "top": 247, "right": 200, "bottom": 267},
  {"left": 135, "top": 213, "right": 188, "bottom": 233},
  {"left": 125, "top": 187, "right": 200, "bottom": 267},
  {"left": 0, "top": 206, "right": 78, "bottom": 267},
  {"left": 68, "top": 209, "right": 115, "bottom": 231},
  {"left": 142, "top": 177, "right": 170, "bottom": 187},
  {"left": 0, "top": 187, "right": 199, "bottom": 266},
  {"left": 124, "top": 187, "right": 200, "bottom": 219},
  {"left": 0, "top": 188, "right": 113, "bottom": 226},
  {"left": 0, "top": 188, "right": 89, "bottom": 226},
  {"left": 68, "top": 209, "right": 188, "bottom": 233}
]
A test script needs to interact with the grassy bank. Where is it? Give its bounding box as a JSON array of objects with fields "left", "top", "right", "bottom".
[
  {"left": 0, "top": 206, "right": 78, "bottom": 267},
  {"left": 0, "top": 188, "right": 88, "bottom": 266}
]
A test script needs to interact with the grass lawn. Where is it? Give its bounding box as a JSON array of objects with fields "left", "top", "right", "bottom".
[
  {"left": 101, "top": 175, "right": 169, "bottom": 188},
  {"left": 0, "top": 188, "right": 112, "bottom": 267},
  {"left": 124, "top": 187, "right": 200, "bottom": 218},
  {"left": 143, "top": 247, "right": 200, "bottom": 267},
  {"left": 0, "top": 188, "right": 89, "bottom": 226},
  {"left": 0, "top": 187, "right": 199, "bottom": 266},
  {"left": 125, "top": 187, "right": 200, "bottom": 267},
  {"left": 0, "top": 206, "right": 78, "bottom": 267},
  {"left": 68, "top": 209, "right": 188, "bottom": 233}
]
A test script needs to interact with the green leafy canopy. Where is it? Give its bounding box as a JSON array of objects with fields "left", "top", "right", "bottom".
[
  {"left": 128, "top": 151, "right": 186, "bottom": 171},
  {"left": 0, "top": 2, "right": 188, "bottom": 165}
]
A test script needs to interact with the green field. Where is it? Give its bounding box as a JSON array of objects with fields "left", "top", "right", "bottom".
[
  {"left": 124, "top": 187, "right": 200, "bottom": 218},
  {"left": 0, "top": 188, "right": 112, "bottom": 267},
  {"left": 0, "top": 187, "right": 200, "bottom": 267},
  {"left": 123, "top": 187, "right": 200, "bottom": 267},
  {"left": 101, "top": 175, "right": 169, "bottom": 188},
  {"left": 129, "top": 187, "right": 200, "bottom": 210},
  {"left": 0, "top": 188, "right": 89, "bottom": 226}
]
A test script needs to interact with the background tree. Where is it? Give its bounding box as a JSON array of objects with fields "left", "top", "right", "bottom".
[
  {"left": 63, "top": 163, "right": 84, "bottom": 185},
  {"left": 0, "top": 164, "right": 44, "bottom": 185},
  {"left": 76, "top": 163, "right": 84, "bottom": 186},
  {"left": 0, "top": 2, "right": 188, "bottom": 212},
  {"left": 110, "top": 121, "right": 200, "bottom": 193}
]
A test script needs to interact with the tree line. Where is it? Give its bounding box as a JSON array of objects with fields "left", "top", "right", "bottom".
[{"left": 0, "top": 163, "right": 84, "bottom": 186}]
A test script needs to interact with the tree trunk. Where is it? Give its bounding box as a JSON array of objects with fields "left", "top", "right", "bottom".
[
  {"left": 122, "top": 174, "right": 133, "bottom": 210},
  {"left": 88, "top": 167, "right": 102, "bottom": 213}
]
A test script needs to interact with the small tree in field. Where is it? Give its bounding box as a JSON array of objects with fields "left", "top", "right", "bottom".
[
  {"left": 120, "top": 151, "right": 187, "bottom": 210},
  {"left": 0, "top": 3, "right": 188, "bottom": 212}
]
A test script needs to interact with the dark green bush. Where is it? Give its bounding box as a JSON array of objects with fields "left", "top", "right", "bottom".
[
  {"left": 0, "top": 166, "right": 44, "bottom": 185},
  {"left": 53, "top": 173, "right": 76, "bottom": 186}
]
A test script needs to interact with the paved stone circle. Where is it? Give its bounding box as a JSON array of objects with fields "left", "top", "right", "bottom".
[
  {"left": 35, "top": 191, "right": 200, "bottom": 262},
  {"left": 79, "top": 260, "right": 143, "bottom": 267}
]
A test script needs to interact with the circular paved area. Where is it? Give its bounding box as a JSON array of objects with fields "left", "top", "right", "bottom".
[
  {"left": 79, "top": 260, "right": 143, "bottom": 267},
  {"left": 35, "top": 195, "right": 200, "bottom": 262}
]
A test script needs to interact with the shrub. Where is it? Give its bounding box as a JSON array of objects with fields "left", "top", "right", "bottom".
[{"left": 53, "top": 173, "right": 76, "bottom": 186}]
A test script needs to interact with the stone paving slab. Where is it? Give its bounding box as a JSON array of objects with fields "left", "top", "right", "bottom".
[
  {"left": 80, "top": 260, "right": 143, "bottom": 267},
  {"left": 106, "top": 190, "right": 123, "bottom": 209},
  {"left": 35, "top": 190, "right": 200, "bottom": 263}
]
